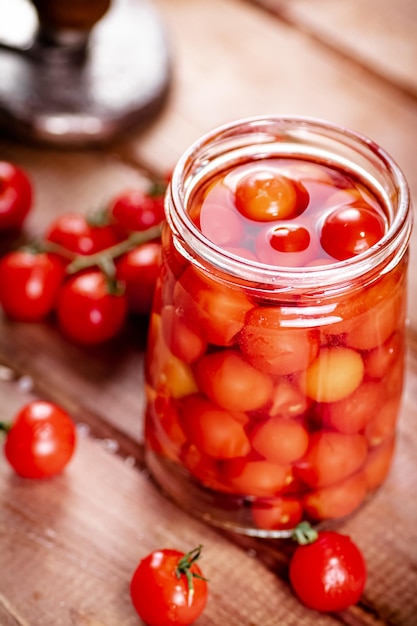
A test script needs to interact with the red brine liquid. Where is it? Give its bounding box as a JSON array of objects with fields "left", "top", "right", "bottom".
[{"left": 145, "top": 157, "right": 406, "bottom": 535}]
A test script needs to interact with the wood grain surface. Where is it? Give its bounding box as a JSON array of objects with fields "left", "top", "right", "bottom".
[{"left": 0, "top": 0, "right": 416, "bottom": 624}]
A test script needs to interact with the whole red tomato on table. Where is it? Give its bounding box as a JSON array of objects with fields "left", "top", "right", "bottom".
[
  {"left": 289, "top": 525, "right": 367, "bottom": 612},
  {"left": 0, "top": 161, "right": 33, "bottom": 231},
  {"left": 130, "top": 545, "right": 208, "bottom": 626},
  {"left": 1, "top": 400, "right": 76, "bottom": 479}
]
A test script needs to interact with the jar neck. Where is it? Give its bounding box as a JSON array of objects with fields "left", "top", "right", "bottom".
[{"left": 167, "top": 116, "right": 412, "bottom": 295}]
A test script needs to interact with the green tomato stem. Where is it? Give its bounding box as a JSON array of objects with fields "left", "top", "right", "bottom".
[
  {"left": 0, "top": 421, "right": 11, "bottom": 434},
  {"left": 65, "top": 224, "right": 162, "bottom": 275},
  {"left": 291, "top": 521, "right": 319, "bottom": 545},
  {"left": 176, "top": 545, "right": 208, "bottom": 607}
]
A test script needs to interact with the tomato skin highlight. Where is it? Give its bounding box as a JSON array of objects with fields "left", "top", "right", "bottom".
[
  {"left": 130, "top": 548, "right": 208, "bottom": 626},
  {"left": 0, "top": 250, "right": 65, "bottom": 322},
  {"left": 4, "top": 401, "right": 76, "bottom": 479},
  {"left": 289, "top": 531, "right": 367, "bottom": 612},
  {"left": 0, "top": 161, "right": 32, "bottom": 231}
]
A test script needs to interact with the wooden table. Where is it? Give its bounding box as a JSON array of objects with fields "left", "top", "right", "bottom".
[{"left": 1, "top": 1, "right": 416, "bottom": 624}]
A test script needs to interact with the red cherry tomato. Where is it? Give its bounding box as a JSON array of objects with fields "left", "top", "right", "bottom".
[
  {"left": 3, "top": 400, "right": 76, "bottom": 479},
  {"left": 194, "top": 349, "right": 273, "bottom": 413},
  {"left": 224, "top": 458, "right": 292, "bottom": 498},
  {"left": 269, "top": 224, "right": 311, "bottom": 252},
  {"left": 235, "top": 169, "right": 299, "bottom": 221},
  {"left": 160, "top": 304, "right": 207, "bottom": 364},
  {"left": 45, "top": 213, "right": 120, "bottom": 256},
  {"left": 109, "top": 187, "right": 165, "bottom": 234},
  {"left": 294, "top": 431, "right": 368, "bottom": 488},
  {"left": 116, "top": 242, "right": 161, "bottom": 315},
  {"left": 250, "top": 417, "right": 309, "bottom": 465},
  {"left": 0, "top": 250, "right": 65, "bottom": 321},
  {"left": 303, "top": 472, "right": 368, "bottom": 521},
  {"left": 174, "top": 266, "right": 253, "bottom": 346},
  {"left": 320, "top": 204, "right": 385, "bottom": 261},
  {"left": 0, "top": 161, "right": 33, "bottom": 231},
  {"left": 130, "top": 546, "right": 208, "bottom": 626},
  {"left": 251, "top": 497, "right": 303, "bottom": 531},
  {"left": 180, "top": 394, "right": 250, "bottom": 460},
  {"left": 289, "top": 531, "right": 367, "bottom": 612},
  {"left": 239, "top": 306, "right": 319, "bottom": 376},
  {"left": 56, "top": 271, "right": 128, "bottom": 345}
]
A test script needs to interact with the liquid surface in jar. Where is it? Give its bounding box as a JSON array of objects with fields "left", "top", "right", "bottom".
[{"left": 190, "top": 158, "right": 387, "bottom": 265}]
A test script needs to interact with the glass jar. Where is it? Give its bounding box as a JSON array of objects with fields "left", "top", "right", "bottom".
[{"left": 144, "top": 116, "right": 413, "bottom": 537}]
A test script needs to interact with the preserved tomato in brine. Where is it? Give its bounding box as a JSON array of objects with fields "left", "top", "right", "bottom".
[{"left": 144, "top": 117, "right": 411, "bottom": 537}]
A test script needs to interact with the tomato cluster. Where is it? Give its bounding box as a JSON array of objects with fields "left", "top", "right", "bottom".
[
  {"left": 145, "top": 158, "right": 405, "bottom": 533},
  {"left": 0, "top": 173, "right": 167, "bottom": 346}
]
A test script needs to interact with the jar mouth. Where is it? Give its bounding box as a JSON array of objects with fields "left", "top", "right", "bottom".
[{"left": 168, "top": 115, "right": 412, "bottom": 291}]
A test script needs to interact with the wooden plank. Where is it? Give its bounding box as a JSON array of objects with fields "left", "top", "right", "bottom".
[{"left": 252, "top": 0, "right": 417, "bottom": 98}]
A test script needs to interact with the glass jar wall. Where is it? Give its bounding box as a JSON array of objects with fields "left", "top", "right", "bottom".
[{"left": 144, "top": 116, "right": 412, "bottom": 537}]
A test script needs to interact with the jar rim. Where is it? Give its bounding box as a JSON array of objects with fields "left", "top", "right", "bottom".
[{"left": 168, "top": 115, "right": 412, "bottom": 291}]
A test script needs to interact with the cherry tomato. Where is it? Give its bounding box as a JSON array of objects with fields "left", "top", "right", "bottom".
[
  {"left": 365, "top": 398, "right": 400, "bottom": 447},
  {"left": 0, "top": 250, "right": 65, "bottom": 321},
  {"left": 160, "top": 304, "right": 207, "bottom": 364},
  {"left": 323, "top": 381, "right": 381, "bottom": 434},
  {"left": 56, "top": 271, "right": 128, "bottom": 345},
  {"left": 239, "top": 307, "right": 319, "bottom": 376},
  {"left": 289, "top": 530, "right": 367, "bottom": 612},
  {"left": 116, "top": 242, "right": 161, "bottom": 315},
  {"left": 255, "top": 224, "right": 315, "bottom": 267},
  {"left": 363, "top": 436, "right": 395, "bottom": 491},
  {"left": 250, "top": 417, "right": 309, "bottom": 465},
  {"left": 294, "top": 431, "right": 368, "bottom": 488},
  {"left": 251, "top": 497, "right": 303, "bottom": 531},
  {"left": 304, "top": 347, "right": 364, "bottom": 403},
  {"left": 268, "top": 380, "right": 310, "bottom": 418},
  {"left": 130, "top": 546, "right": 208, "bottom": 626},
  {"left": 181, "top": 444, "right": 229, "bottom": 493},
  {"left": 272, "top": 225, "right": 311, "bottom": 253},
  {"left": 180, "top": 394, "right": 250, "bottom": 460},
  {"left": 320, "top": 203, "right": 385, "bottom": 260},
  {"left": 303, "top": 472, "right": 367, "bottom": 521},
  {"left": 174, "top": 266, "right": 253, "bottom": 346},
  {"left": 0, "top": 161, "right": 33, "bottom": 231},
  {"left": 3, "top": 400, "right": 76, "bottom": 479},
  {"left": 109, "top": 186, "right": 165, "bottom": 234},
  {"left": 224, "top": 458, "right": 292, "bottom": 498},
  {"left": 45, "top": 213, "right": 120, "bottom": 256},
  {"left": 194, "top": 349, "right": 273, "bottom": 413},
  {"left": 235, "top": 169, "right": 299, "bottom": 221}
]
